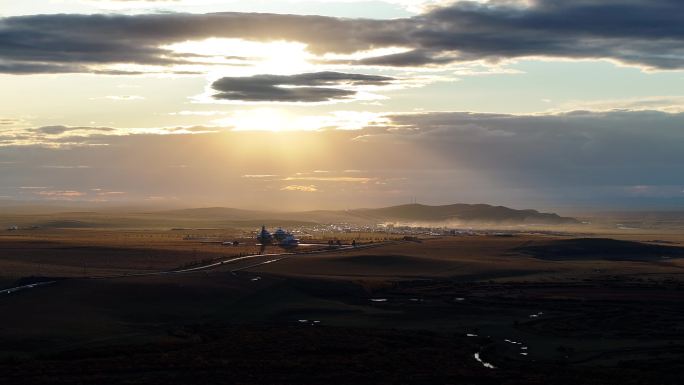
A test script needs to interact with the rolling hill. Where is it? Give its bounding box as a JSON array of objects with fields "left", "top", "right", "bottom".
[
  {"left": 341, "top": 203, "right": 578, "bottom": 225},
  {"left": 1, "top": 203, "right": 578, "bottom": 229},
  {"left": 160, "top": 203, "right": 578, "bottom": 226}
]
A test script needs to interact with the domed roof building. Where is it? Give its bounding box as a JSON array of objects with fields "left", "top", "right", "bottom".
[
  {"left": 273, "top": 228, "right": 288, "bottom": 242},
  {"left": 257, "top": 225, "right": 273, "bottom": 245}
]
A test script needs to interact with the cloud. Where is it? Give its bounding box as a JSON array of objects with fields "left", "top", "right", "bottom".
[
  {"left": 0, "top": 118, "right": 21, "bottom": 126},
  {"left": 145, "top": 195, "right": 179, "bottom": 201},
  {"left": 32, "top": 126, "right": 74, "bottom": 135},
  {"left": 31, "top": 125, "right": 115, "bottom": 135},
  {"left": 96, "top": 191, "right": 126, "bottom": 196},
  {"left": 402, "top": 0, "right": 684, "bottom": 70},
  {"left": 36, "top": 190, "right": 86, "bottom": 198},
  {"left": 170, "top": 110, "right": 230, "bottom": 116},
  {"left": 0, "top": 12, "right": 385, "bottom": 74},
  {"left": 242, "top": 174, "right": 278, "bottom": 178},
  {"left": 2, "top": 124, "right": 221, "bottom": 147},
  {"left": 211, "top": 72, "right": 394, "bottom": 103},
  {"left": 91, "top": 95, "right": 146, "bottom": 101},
  {"left": 282, "top": 176, "right": 373, "bottom": 183},
  {"left": 0, "top": 62, "right": 85, "bottom": 75},
  {"left": 40, "top": 165, "right": 91, "bottom": 169},
  {"left": 1, "top": 1, "right": 683, "bottom": 74},
  {"left": 212, "top": 109, "right": 387, "bottom": 131},
  {"left": 351, "top": 49, "right": 458, "bottom": 67},
  {"left": 372, "top": 109, "right": 684, "bottom": 189},
  {"left": 553, "top": 96, "right": 684, "bottom": 114},
  {"left": 281, "top": 185, "right": 319, "bottom": 192}
]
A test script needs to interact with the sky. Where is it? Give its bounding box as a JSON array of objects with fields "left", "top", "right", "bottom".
[{"left": 1, "top": 0, "right": 683, "bottom": 211}]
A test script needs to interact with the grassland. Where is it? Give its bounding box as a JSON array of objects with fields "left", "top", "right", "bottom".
[{"left": 1, "top": 212, "right": 684, "bottom": 384}]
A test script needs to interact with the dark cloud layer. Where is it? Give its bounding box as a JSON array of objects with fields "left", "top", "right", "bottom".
[
  {"left": 211, "top": 72, "right": 394, "bottom": 102},
  {"left": 0, "top": 12, "right": 388, "bottom": 74},
  {"left": 406, "top": 0, "right": 684, "bottom": 69},
  {"left": 1, "top": 0, "right": 683, "bottom": 74},
  {"left": 375, "top": 109, "right": 684, "bottom": 187}
]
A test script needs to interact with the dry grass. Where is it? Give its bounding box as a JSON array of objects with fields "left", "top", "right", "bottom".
[
  {"left": 0, "top": 229, "right": 260, "bottom": 279},
  {"left": 254, "top": 235, "right": 684, "bottom": 282}
]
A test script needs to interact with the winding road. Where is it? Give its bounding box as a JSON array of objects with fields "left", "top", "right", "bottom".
[{"left": 1, "top": 241, "right": 393, "bottom": 296}]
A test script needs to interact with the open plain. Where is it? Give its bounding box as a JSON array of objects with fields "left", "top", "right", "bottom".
[{"left": 1, "top": 214, "right": 684, "bottom": 384}]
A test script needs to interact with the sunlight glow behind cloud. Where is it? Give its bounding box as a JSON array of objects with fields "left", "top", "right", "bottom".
[
  {"left": 163, "top": 39, "right": 314, "bottom": 76},
  {"left": 213, "top": 109, "right": 387, "bottom": 132}
]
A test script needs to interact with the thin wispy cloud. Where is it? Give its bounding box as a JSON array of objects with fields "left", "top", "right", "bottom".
[
  {"left": 90, "top": 95, "right": 146, "bottom": 101},
  {"left": 281, "top": 185, "right": 319, "bottom": 192},
  {"left": 243, "top": 174, "right": 278, "bottom": 178},
  {"left": 282, "top": 176, "right": 374, "bottom": 183}
]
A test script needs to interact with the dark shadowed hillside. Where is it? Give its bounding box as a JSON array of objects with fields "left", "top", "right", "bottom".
[{"left": 516, "top": 238, "right": 684, "bottom": 261}]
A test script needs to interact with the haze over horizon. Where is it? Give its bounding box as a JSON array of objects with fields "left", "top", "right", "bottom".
[{"left": 2, "top": 0, "right": 683, "bottom": 211}]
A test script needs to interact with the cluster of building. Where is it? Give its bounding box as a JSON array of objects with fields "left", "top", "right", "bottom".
[{"left": 257, "top": 226, "right": 300, "bottom": 247}]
